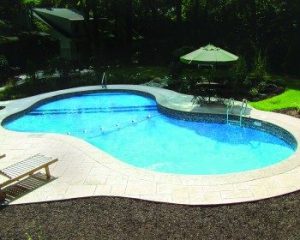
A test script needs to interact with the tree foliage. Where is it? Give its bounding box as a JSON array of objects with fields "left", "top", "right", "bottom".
[{"left": 0, "top": 0, "right": 299, "bottom": 74}]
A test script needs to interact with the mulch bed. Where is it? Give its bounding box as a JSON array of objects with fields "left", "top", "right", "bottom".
[
  {"left": 1, "top": 109, "right": 299, "bottom": 239},
  {"left": 275, "top": 108, "right": 300, "bottom": 118},
  {"left": 1, "top": 193, "right": 300, "bottom": 240}
]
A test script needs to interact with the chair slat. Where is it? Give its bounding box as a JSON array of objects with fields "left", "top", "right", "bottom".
[{"left": 0, "top": 154, "right": 57, "bottom": 180}]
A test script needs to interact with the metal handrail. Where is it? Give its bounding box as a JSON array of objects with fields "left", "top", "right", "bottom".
[
  {"left": 239, "top": 99, "right": 248, "bottom": 126},
  {"left": 226, "top": 98, "right": 234, "bottom": 124},
  {"left": 101, "top": 72, "right": 107, "bottom": 89},
  {"left": 226, "top": 98, "right": 247, "bottom": 126}
]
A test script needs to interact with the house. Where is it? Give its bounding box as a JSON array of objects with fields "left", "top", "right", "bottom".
[{"left": 33, "top": 8, "right": 92, "bottom": 60}]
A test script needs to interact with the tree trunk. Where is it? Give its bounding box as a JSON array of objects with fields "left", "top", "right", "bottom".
[
  {"left": 81, "top": 0, "right": 94, "bottom": 57},
  {"left": 147, "top": 0, "right": 157, "bottom": 22},
  {"left": 202, "top": 0, "right": 209, "bottom": 43},
  {"left": 248, "top": 0, "right": 257, "bottom": 46},
  {"left": 91, "top": 1, "right": 100, "bottom": 55},
  {"left": 175, "top": 0, "right": 182, "bottom": 24},
  {"left": 193, "top": 0, "right": 200, "bottom": 42},
  {"left": 125, "top": 0, "right": 133, "bottom": 62}
]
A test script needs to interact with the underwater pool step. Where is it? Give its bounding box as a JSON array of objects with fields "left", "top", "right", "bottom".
[{"left": 227, "top": 120, "right": 240, "bottom": 124}]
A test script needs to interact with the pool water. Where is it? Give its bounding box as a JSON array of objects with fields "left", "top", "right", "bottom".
[{"left": 4, "top": 92, "right": 296, "bottom": 175}]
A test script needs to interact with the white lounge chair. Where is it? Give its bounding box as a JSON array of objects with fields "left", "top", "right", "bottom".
[{"left": 0, "top": 154, "right": 58, "bottom": 201}]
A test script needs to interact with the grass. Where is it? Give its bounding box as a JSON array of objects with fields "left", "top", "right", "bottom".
[{"left": 250, "top": 76, "right": 300, "bottom": 111}]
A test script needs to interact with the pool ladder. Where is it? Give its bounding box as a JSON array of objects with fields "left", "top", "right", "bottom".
[
  {"left": 226, "top": 99, "right": 248, "bottom": 126},
  {"left": 101, "top": 72, "right": 107, "bottom": 89}
]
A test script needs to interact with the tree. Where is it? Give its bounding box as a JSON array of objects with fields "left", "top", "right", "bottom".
[
  {"left": 125, "top": 0, "right": 133, "bottom": 61},
  {"left": 1, "top": 0, "right": 300, "bottom": 75},
  {"left": 0, "top": 55, "right": 9, "bottom": 84},
  {"left": 175, "top": 0, "right": 182, "bottom": 24}
]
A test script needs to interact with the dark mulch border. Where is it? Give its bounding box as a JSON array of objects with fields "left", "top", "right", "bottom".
[
  {"left": 1, "top": 193, "right": 300, "bottom": 240},
  {"left": 1, "top": 109, "right": 300, "bottom": 240},
  {"left": 275, "top": 108, "right": 300, "bottom": 118}
]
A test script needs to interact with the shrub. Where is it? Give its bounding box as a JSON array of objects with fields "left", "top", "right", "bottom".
[
  {"left": 227, "top": 57, "right": 248, "bottom": 93},
  {"left": 169, "top": 61, "right": 183, "bottom": 82},
  {"left": 172, "top": 46, "right": 195, "bottom": 59},
  {"left": 246, "top": 51, "right": 269, "bottom": 87},
  {"left": 282, "top": 37, "right": 300, "bottom": 76},
  {"left": 106, "top": 66, "right": 168, "bottom": 85},
  {"left": 249, "top": 87, "right": 259, "bottom": 97},
  {"left": 0, "top": 55, "right": 9, "bottom": 84},
  {"left": 169, "top": 46, "right": 194, "bottom": 83},
  {"left": 229, "top": 51, "right": 284, "bottom": 100}
]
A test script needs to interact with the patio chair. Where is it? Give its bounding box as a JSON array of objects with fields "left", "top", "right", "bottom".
[{"left": 0, "top": 154, "right": 58, "bottom": 202}]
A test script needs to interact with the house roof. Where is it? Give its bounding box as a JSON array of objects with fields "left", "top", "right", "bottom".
[{"left": 33, "top": 8, "right": 87, "bottom": 21}]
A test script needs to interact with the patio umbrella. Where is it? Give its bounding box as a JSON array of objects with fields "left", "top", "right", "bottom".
[{"left": 180, "top": 44, "right": 239, "bottom": 102}]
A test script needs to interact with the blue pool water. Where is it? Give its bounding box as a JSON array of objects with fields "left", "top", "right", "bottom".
[{"left": 4, "top": 92, "right": 296, "bottom": 175}]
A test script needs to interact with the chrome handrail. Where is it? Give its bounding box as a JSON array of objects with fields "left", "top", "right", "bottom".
[
  {"left": 239, "top": 99, "right": 248, "bottom": 126},
  {"left": 101, "top": 72, "right": 107, "bottom": 89},
  {"left": 226, "top": 98, "right": 234, "bottom": 123}
]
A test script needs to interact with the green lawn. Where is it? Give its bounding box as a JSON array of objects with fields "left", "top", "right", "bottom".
[{"left": 250, "top": 76, "right": 300, "bottom": 111}]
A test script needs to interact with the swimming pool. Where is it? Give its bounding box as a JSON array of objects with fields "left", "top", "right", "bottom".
[{"left": 3, "top": 92, "right": 297, "bottom": 175}]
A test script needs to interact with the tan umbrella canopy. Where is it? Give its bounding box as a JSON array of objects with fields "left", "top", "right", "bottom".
[
  {"left": 180, "top": 44, "right": 239, "bottom": 64},
  {"left": 180, "top": 44, "right": 239, "bottom": 102}
]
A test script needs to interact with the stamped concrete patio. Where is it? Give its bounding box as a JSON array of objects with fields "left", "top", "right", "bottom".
[{"left": 0, "top": 85, "right": 299, "bottom": 205}]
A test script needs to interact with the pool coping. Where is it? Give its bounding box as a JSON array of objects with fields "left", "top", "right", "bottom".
[{"left": 0, "top": 84, "right": 300, "bottom": 205}]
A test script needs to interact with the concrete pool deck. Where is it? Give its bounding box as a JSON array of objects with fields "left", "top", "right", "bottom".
[{"left": 0, "top": 85, "right": 299, "bottom": 205}]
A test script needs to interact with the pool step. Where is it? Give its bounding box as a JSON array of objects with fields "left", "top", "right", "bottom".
[{"left": 227, "top": 120, "right": 239, "bottom": 124}]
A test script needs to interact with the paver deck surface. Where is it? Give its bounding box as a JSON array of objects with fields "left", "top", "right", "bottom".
[{"left": 0, "top": 85, "right": 299, "bottom": 205}]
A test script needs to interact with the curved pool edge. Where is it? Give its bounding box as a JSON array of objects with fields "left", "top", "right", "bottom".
[{"left": 0, "top": 84, "right": 300, "bottom": 205}]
